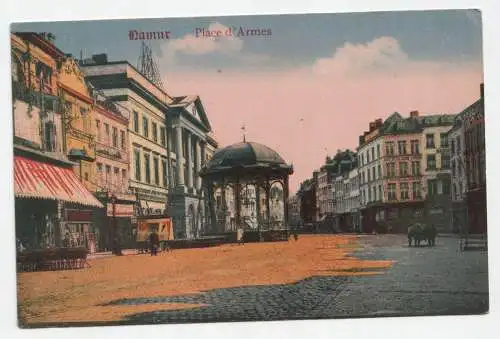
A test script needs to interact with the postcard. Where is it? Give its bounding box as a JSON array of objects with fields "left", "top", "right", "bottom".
[{"left": 10, "top": 9, "right": 488, "bottom": 329}]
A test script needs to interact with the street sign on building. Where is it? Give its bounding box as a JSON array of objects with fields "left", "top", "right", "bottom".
[{"left": 106, "top": 203, "right": 134, "bottom": 217}]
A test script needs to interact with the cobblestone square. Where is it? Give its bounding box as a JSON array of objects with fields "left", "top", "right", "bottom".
[{"left": 17, "top": 234, "right": 488, "bottom": 328}]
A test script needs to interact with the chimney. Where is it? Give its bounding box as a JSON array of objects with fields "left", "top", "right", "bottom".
[
  {"left": 369, "top": 122, "right": 376, "bottom": 131},
  {"left": 480, "top": 83, "right": 484, "bottom": 99},
  {"left": 375, "top": 118, "right": 383, "bottom": 127},
  {"left": 92, "top": 53, "right": 108, "bottom": 65},
  {"left": 410, "top": 110, "right": 419, "bottom": 118}
]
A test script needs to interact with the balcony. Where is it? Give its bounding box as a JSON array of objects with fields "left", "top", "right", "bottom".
[
  {"left": 12, "top": 81, "right": 58, "bottom": 111},
  {"left": 384, "top": 174, "right": 422, "bottom": 180},
  {"left": 383, "top": 153, "right": 422, "bottom": 160}
]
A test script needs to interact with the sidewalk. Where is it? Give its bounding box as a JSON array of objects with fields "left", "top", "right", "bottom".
[
  {"left": 87, "top": 249, "right": 138, "bottom": 260},
  {"left": 437, "top": 233, "right": 461, "bottom": 238}
]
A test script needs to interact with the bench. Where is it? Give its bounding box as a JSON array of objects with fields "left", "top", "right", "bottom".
[{"left": 17, "top": 247, "right": 89, "bottom": 272}]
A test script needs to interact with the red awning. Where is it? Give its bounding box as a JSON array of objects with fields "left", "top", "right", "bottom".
[{"left": 14, "top": 156, "right": 103, "bottom": 208}]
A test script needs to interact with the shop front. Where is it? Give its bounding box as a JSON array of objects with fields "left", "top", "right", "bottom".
[
  {"left": 93, "top": 192, "right": 137, "bottom": 251},
  {"left": 63, "top": 207, "right": 95, "bottom": 251},
  {"left": 467, "top": 188, "right": 487, "bottom": 234},
  {"left": 14, "top": 155, "right": 103, "bottom": 251}
]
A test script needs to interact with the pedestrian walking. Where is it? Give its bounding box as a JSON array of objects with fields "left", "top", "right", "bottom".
[{"left": 149, "top": 230, "right": 160, "bottom": 256}]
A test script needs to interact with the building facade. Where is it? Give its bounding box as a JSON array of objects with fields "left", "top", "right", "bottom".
[
  {"left": 11, "top": 33, "right": 102, "bottom": 251},
  {"left": 297, "top": 175, "right": 317, "bottom": 231},
  {"left": 358, "top": 111, "right": 456, "bottom": 233},
  {"left": 357, "top": 118, "right": 386, "bottom": 233},
  {"left": 287, "top": 194, "right": 301, "bottom": 228},
  {"left": 92, "top": 92, "right": 137, "bottom": 251},
  {"left": 448, "top": 112, "right": 468, "bottom": 233},
  {"left": 82, "top": 55, "right": 216, "bottom": 239},
  {"left": 316, "top": 163, "right": 336, "bottom": 225},
  {"left": 420, "top": 116, "right": 454, "bottom": 232},
  {"left": 58, "top": 56, "right": 104, "bottom": 248},
  {"left": 463, "top": 84, "right": 486, "bottom": 234},
  {"left": 335, "top": 167, "right": 361, "bottom": 233}
]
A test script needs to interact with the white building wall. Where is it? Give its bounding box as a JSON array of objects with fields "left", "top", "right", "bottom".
[
  {"left": 421, "top": 125, "right": 453, "bottom": 198},
  {"left": 358, "top": 137, "right": 383, "bottom": 207},
  {"left": 449, "top": 126, "right": 467, "bottom": 202}
]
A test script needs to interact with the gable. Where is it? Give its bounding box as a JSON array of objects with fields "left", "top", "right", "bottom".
[
  {"left": 190, "top": 97, "right": 212, "bottom": 132},
  {"left": 186, "top": 102, "right": 201, "bottom": 121},
  {"left": 58, "top": 57, "right": 91, "bottom": 97}
]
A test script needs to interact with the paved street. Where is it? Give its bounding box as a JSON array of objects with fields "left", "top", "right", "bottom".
[
  {"left": 18, "top": 234, "right": 488, "bottom": 327},
  {"left": 105, "top": 235, "right": 489, "bottom": 325}
]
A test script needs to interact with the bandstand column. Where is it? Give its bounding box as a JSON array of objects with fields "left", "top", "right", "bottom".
[
  {"left": 284, "top": 175, "right": 289, "bottom": 233},
  {"left": 255, "top": 183, "right": 261, "bottom": 233},
  {"left": 235, "top": 178, "right": 241, "bottom": 230},
  {"left": 221, "top": 181, "right": 227, "bottom": 232},
  {"left": 175, "top": 125, "right": 185, "bottom": 186},
  {"left": 265, "top": 179, "right": 271, "bottom": 229},
  {"left": 186, "top": 133, "right": 193, "bottom": 189}
]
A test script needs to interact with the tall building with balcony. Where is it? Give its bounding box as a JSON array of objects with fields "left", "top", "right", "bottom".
[
  {"left": 334, "top": 166, "right": 361, "bottom": 233},
  {"left": 357, "top": 118, "right": 385, "bottom": 233},
  {"left": 11, "top": 33, "right": 102, "bottom": 251},
  {"left": 316, "top": 163, "right": 335, "bottom": 226},
  {"left": 58, "top": 57, "right": 97, "bottom": 189},
  {"left": 358, "top": 111, "right": 455, "bottom": 233},
  {"left": 297, "top": 175, "right": 318, "bottom": 231},
  {"left": 315, "top": 150, "right": 357, "bottom": 232},
  {"left": 464, "top": 84, "right": 486, "bottom": 234},
  {"left": 81, "top": 54, "right": 216, "bottom": 239},
  {"left": 448, "top": 111, "right": 468, "bottom": 233},
  {"left": 91, "top": 88, "right": 137, "bottom": 251}
]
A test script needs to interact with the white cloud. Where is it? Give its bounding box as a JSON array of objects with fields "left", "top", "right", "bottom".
[
  {"left": 161, "top": 22, "right": 244, "bottom": 64},
  {"left": 313, "top": 36, "right": 409, "bottom": 76}
]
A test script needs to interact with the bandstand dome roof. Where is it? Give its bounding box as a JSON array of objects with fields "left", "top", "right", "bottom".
[{"left": 200, "top": 141, "right": 293, "bottom": 177}]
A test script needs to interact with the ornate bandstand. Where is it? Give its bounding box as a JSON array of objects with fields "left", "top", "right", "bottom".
[{"left": 199, "top": 141, "right": 293, "bottom": 241}]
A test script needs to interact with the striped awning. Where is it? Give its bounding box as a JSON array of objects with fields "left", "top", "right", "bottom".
[{"left": 14, "top": 155, "right": 103, "bottom": 207}]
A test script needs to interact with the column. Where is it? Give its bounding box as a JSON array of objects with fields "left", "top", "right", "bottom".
[
  {"left": 265, "top": 180, "right": 271, "bottom": 229},
  {"left": 221, "top": 182, "right": 227, "bottom": 231},
  {"left": 235, "top": 179, "right": 241, "bottom": 230},
  {"left": 187, "top": 133, "right": 193, "bottom": 189},
  {"left": 255, "top": 184, "right": 261, "bottom": 232},
  {"left": 207, "top": 182, "right": 217, "bottom": 233},
  {"left": 284, "top": 176, "right": 289, "bottom": 233},
  {"left": 175, "top": 125, "right": 184, "bottom": 187},
  {"left": 196, "top": 139, "right": 202, "bottom": 190}
]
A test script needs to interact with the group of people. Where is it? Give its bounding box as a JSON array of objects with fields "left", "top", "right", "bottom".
[
  {"left": 147, "top": 230, "right": 172, "bottom": 256},
  {"left": 148, "top": 231, "right": 160, "bottom": 256}
]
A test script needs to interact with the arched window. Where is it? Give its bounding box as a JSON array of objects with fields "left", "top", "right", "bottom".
[
  {"left": 12, "top": 58, "right": 20, "bottom": 82},
  {"left": 11, "top": 53, "right": 25, "bottom": 99},
  {"left": 44, "top": 121, "right": 56, "bottom": 152}
]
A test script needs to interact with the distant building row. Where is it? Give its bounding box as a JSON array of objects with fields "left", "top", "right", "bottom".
[{"left": 291, "top": 84, "right": 486, "bottom": 235}]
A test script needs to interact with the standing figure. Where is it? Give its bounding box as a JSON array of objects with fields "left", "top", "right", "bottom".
[{"left": 149, "top": 230, "right": 160, "bottom": 256}]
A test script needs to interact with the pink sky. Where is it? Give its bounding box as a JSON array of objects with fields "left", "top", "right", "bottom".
[{"left": 163, "top": 35, "right": 483, "bottom": 194}]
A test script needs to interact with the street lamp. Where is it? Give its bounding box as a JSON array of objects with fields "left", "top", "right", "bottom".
[{"left": 109, "top": 193, "right": 122, "bottom": 256}]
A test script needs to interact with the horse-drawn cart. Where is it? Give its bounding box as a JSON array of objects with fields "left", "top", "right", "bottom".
[{"left": 135, "top": 215, "right": 174, "bottom": 253}]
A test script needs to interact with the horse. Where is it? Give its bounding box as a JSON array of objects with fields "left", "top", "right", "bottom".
[
  {"left": 408, "top": 223, "right": 426, "bottom": 247},
  {"left": 408, "top": 223, "right": 437, "bottom": 247},
  {"left": 423, "top": 224, "right": 437, "bottom": 247}
]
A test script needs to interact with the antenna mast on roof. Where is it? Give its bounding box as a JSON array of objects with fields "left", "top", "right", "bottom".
[
  {"left": 137, "top": 41, "right": 166, "bottom": 91},
  {"left": 241, "top": 124, "right": 247, "bottom": 142}
]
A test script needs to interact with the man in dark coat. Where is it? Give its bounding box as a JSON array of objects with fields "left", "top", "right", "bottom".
[{"left": 149, "top": 231, "right": 160, "bottom": 256}]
